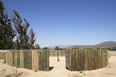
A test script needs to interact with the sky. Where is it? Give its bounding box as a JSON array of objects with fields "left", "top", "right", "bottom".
[{"left": 2, "top": 0, "right": 116, "bottom": 47}]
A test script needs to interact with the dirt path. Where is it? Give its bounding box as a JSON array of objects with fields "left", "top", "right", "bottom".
[
  {"left": 0, "top": 56, "right": 116, "bottom": 77},
  {"left": 49, "top": 57, "right": 69, "bottom": 77}
]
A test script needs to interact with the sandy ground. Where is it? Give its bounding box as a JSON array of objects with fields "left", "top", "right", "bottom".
[{"left": 0, "top": 56, "right": 116, "bottom": 77}]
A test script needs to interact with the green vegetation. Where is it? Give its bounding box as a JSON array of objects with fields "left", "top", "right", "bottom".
[
  {"left": 111, "top": 47, "right": 116, "bottom": 51},
  {"left": 55, "top": 46, "right": 64, "bottom": 50},
  {"left": 44, "top": 47, "right": 48, "bottom": 49},
  {"left": 12, "top": 10, "right": 30, "bottom": 49},
  {"left": 35, "top": 44, "right": 40, "bottom": 49},
  {"left": 107, "top": 47, "right": 116, "bottom": 51},
  {"left": 29, "top": 29, "right": 35, "bottom": 49},
  {"left": 0, "top": 1, "right": 16, "bottom": 49},
  {"left": 0, "top": 0, "right": 36, "bottom": 49}
]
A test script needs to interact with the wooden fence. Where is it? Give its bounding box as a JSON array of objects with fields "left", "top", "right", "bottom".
[
  {"left": 65, "top": 48, "right": 109, "bottom": 71},
  {"left": 32, "top": 50, "right": 49, "bottom": 71},
  {"left": 49, "top": 50, "right": 65, "bottom": 56},
  {"left": 0, "top": 52, "right": 6, "bottom": 60},
  {"left": 6, "top": 50, "right": 49, "bottom": 71},
  {"left": 4, "top": 48, "right": 109, "bottom": 72}
]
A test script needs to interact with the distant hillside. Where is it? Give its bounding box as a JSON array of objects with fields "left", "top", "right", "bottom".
[
  {"left": 93, "top": 41, "right": 116, "bottom": 49},
  {"left": 67, "top": 41, "right": 116, "bottom": 49},
  {"left": 47, "top": 45, "right": 72, "bottom": 49}
]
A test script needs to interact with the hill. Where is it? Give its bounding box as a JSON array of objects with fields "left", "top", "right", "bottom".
[
  {"left": 67, "top": 41, "right": 116, "bottom": 49},
  {"left": 46, "top": 41, "right": 116, "bottom": 50}
]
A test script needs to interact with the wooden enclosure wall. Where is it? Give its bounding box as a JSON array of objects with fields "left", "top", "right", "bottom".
[
  {"left": 49, "top": 50, "right": 65, "bottom": 56},
  {"left": 32, "top": 50, "right": 49, "bottom": 71},
  {"left": 65, "top": 48, "right": 109, "bottom": 71},
  {"left": 0, "top": 52, "right": 6, "bottom": 59},
  {"left": 6, "top": 49, "right": 49, "bottom": 71}
]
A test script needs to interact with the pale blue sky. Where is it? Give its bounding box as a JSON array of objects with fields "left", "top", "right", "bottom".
[{"left": 2, "top": 0, "right": 116, "bottom": 47}]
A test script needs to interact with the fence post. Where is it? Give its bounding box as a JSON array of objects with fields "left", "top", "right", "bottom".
[
  {"left": 107, "top": 49, "right": 109, "bottom": 66},
  {"left": 47, "top": 49, "right": 49, "bottom": 71},
  {"left": 57, "top": 50, "right": 59, "bottom": 61}
]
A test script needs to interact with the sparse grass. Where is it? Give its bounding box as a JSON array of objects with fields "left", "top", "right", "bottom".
[
  {"left": 34, "top": 70, "right": 37, "bottom": 72},
  {"left": 3, "top": 69, "right": 6, "bottom": 71},
  {"left": 5, "top": 75, "right": 11, "bottom": 77},
  {"left": 78, "top": 67, "right": 83, "bottom": 73},
  {"left": 5, "top": 72, "right": 23, "bottom": 77},
  {"left": 80, "top": 70, "right": 83, "bottom": 73},
  {"left": 108, "top": 65, "right": 111, "bottom": 68},
  {"left": 72, "top": 74, "right": 81, "bottom": 77},
  {"left": 5, "top": 74, "right": 15, "bottom": 77}
]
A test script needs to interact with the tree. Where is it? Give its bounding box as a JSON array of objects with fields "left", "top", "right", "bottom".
[
  {"left": 55, "top": 46, "right": 60, "bottom": 50},
  {"left": 55, "top": 46, "right": 64, "bottom": 50},
  {"left": 11, "top": 10, "right": 30, "bottom": 49},
  {"left": 60, "top": 48, "right": 64, "bottom": 50},
  {"left": 0, "top": 0, "right": 16, "bottom": 49},
  {"left": 44, "top": 47, "right": 48, "bottom": 49},
  {"left": 112, "top": 47, "right": 116, "bottom": 51},
  {"left": 29, "top": 28, "right": 35, "bottom": 49},
  {"left": 14, "top": 39, "right": 21, "bottom": 49},
  {"left": 35, "top": 44, "right": 40, "bottom": 49}
]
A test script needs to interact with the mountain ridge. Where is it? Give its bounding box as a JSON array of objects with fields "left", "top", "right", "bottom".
[
  {"left": 67, "top": 41, "right": 116, "bottom": 49},
  {"left": 47, "top": 41, "right": 116, "bottom": 49}
]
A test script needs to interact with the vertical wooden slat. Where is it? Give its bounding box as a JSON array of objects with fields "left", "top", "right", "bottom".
[
  {"left": 101, "top": 49, "right": 103, "bottom": 68},
  {"left": 17, "top": 50, "right": 20, "bottom": 68},
  {"left": 24, "top": 50, "right": 27, "bottom": 68},
  {"left": 69, "top": 49, "right": 71, "bottom": 70},
  {"left": 11, "top": 50, "right": 14, "bottom": 66},
  {"left": 97, "top": 49, "right": 100, "bottom": 69},
  {"left": 104, "top": 49, "right": 107, "bottom": 67},
  {"left": 20, "top": 50, "right": 24, "bottom": 68},
  {"left": 89, "top": 49, "right": 92, "bottom": 70},
  {"left": 14, "top": 50, "right": 18, "bottom": 67},
  {"left": 42, "top": 50, "right": 44, "bottom": 71},
  {"left": 9, "top": 51, "right": 11, "bottom": 66},
  {"left": 65, "top": 50, "right": 67, "bottom": 69},
  {"left": 39, "top": 50, "right": 42, "bottom": 71},
  {"left": 71, "top": 49, "right": 73, "bottom": 71},
  {"left": 84, "top": 48, "right": 88, "bottom": 70},
  {"left": 66, "top": 49, "right": 71, "bottom": 70},
  {"left": 82, "top": 49, "right": 84, "bottom": 70},
  {"left": 79, "top": 49, "right": 81, "bottom": 71},
  {"left": 27, "top": 50, "right": 32, "bottom": 69},
  {"left": 94, "top": 49, "right": 97, "bottom": 69},
  {"left": 92, "top": 49, "right": 94, "bottom": 70},
  {"left": 75, "top": 48, "right": 78, "bottom": 71},
  {"left": 100, "top": 48, "right": 102, "bottom": 68},
  {"left": 7, "top": 51, "right": 9, "bottom": 65},
  {"left": 47, "top": 49, "right": 49, "bottom": 71},
  {"left": 44, "top": 50, "right": 46, "bottom": 71},
  {"left": 74, "top": 49, "right": 76, "bottom": 71},
  {"left": 107, "top": 49, "right": 109, "bottom": 66},
  {"left": 6, "top": 51, "right": 7, "bottom": 64},
  {"left": 87, "top": 49, "right": 90, "bottom": 70}
]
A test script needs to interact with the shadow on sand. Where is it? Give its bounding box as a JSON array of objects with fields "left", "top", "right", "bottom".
[
  {"left": 49, "top": 67, "right": 54, "bottom": 71},
  {"left": 66, "top": 67, "right": 70, "bottom": 71}
]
